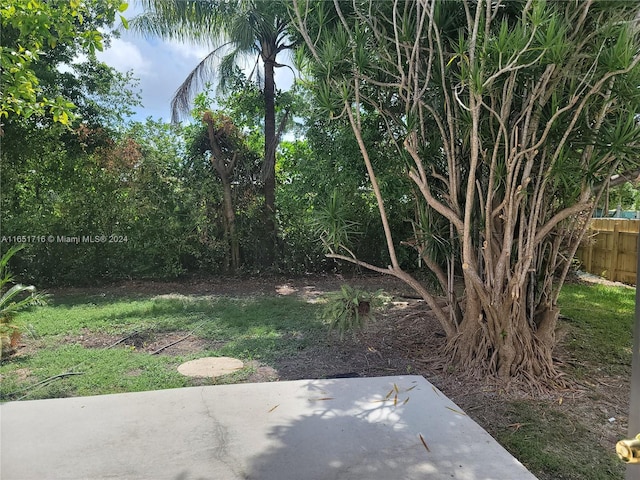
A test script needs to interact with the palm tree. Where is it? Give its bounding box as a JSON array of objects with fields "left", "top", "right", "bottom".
[{"left": 131, "top": 0, "right": 296, "bottom": 263}]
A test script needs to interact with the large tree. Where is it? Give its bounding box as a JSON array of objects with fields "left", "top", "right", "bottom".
[
  {"left": 186, "top": 106, "right": 260, "bottom": 273},
  {"left": 293, "top": 0, "right": 640, "bottom": 384},
  {"left": 131, "top": 0, "right": 296, "bottom": 262}
]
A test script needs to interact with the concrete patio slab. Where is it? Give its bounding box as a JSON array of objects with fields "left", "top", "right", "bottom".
[{"left": 0, "top": 375, "right": 537, "bottom": 480}]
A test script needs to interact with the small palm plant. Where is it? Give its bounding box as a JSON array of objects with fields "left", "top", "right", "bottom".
[
  {"left": 0, "top": 245, "right": 46, "bottom": 358},
  {"left": 321, "top": 285, "right": 385, "bottom": 339},
  {"left": 313, "top": 189, "right": 362, "bottom": 257}
]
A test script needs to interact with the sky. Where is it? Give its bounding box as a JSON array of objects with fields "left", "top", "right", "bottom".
[{"left": 95, "top": 3, "right": 295, "bottom": 123}]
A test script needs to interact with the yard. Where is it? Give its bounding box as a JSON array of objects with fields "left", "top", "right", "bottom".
[{"left": 0, "top": 274, "right": 634, "bottom": 480}]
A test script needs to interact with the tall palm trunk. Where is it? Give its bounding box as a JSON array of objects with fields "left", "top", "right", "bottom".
[
  {"left": 262, "top": 56, "right": 277, "bottom": 263},
  {"left": 132, "top": 1, "right": 294, "bottom": 268}
]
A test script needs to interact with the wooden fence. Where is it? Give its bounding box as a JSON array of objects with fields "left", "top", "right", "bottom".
[{"left": 576, "top": 219, "right": 639, "bottom": 284}]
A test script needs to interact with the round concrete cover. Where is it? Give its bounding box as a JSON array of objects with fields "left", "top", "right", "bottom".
[{"left": 177, "top": 357, "right": 244, "bottom": 378}]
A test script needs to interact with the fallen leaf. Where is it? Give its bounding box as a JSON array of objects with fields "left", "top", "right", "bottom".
[
  {"left": 445, "top": 406, "right": 466, "bottom": 416},
  {"left": 419, "top": 434, "right": 430, "bottom": 452}
]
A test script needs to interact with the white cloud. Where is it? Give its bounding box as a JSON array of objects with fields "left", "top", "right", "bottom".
[
  {"left": 97, "top": 38, "right": 152, "bottom": 76},
  {"left": 164, "top": 40, "right": 213, "bottom": 62}
]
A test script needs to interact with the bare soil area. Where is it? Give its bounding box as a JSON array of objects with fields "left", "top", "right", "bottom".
[{"left": 48, "top": 273, "right": 631, "bottom": 478}]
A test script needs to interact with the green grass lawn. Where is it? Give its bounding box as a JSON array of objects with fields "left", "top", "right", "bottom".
[
  {"left": 559, "top": 283, "right": 635, "bottom": 372},
  {"left": 1, "top": 293, "right": 324, "bottom": 401}
]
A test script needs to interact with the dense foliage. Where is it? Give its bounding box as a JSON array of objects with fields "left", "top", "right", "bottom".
[
  {"left": 131, "top": 0, "right": 299, "bottom": 265},
  {"left": 1, "top": 67, "right": 395, "bottom": 283}
]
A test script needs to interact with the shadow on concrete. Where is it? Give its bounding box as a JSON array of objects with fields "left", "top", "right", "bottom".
[
  {"left": 1, "top": 377, "right": 535, "bottom": 480},
  {"left": 173, "top": 472, "right": 208, "bottom": 480},
  {"left": 240, "top": 378, "right": 534, "bottom": 480}
]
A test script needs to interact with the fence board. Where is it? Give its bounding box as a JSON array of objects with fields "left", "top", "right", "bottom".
[{"left": 576, "top": 219, "right": 639, "bottom": 285}]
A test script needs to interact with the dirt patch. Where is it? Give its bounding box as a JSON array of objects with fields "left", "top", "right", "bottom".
[
  {"left": 145, "top": 333, "right": 223, "bottom": 356},
  {"left": 273, "top": 299, "right": 435, "bottom": 381},
  {"left": 574, "top": 270, "right": 635, "bottom": 289},
  {"left": 245, "top": 363, "right": 279, "bottom": 383},
  {"left": 61, "top": 328, "right": 215, "bottom": 356},
  {"left": 4, "top": 367, "right": 33, "bottom": 381}
]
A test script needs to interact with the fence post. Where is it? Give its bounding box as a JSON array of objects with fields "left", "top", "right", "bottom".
[
  {"left": 610, "top": 223, "right": 620, "bottom": 282},
  {"left": 586, "top": 225, "right": 594, "bottom": 273}
]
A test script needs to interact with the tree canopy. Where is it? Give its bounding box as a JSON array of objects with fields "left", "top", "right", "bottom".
[{"left": 0, "top": 0, "right": 128, "bottom": 131}]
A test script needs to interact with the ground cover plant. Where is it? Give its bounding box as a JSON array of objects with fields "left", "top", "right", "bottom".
[
  {"left": 0, "top": 275, "right": 634, "bottom": 480},
  {"left": 0, "top": 245, "right": 47, "bottom": 358}
]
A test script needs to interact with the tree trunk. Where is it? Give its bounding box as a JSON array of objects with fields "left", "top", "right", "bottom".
[
  {"left": 448, "top": 273, "right": 560, "bottom": 384},
  {"left": 221, "top": 178, "right": 239, "bottom": 273},
  {"left": 203, "top": 112, "right": 240, "bottom": 273},
  {"left": 262, "top": 56, "right": 277, "bottom": 265}
]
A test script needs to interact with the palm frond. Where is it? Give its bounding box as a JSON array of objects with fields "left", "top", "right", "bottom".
[
  {"left": 132, "top": 0, "right": 227, "bottom": 46},
  {"left": 0, "top": 245, "right": 23, "bottom": 274},
  {"left": 217, "top": 49, "right": 243, "bottom": 94},
  {"left": 171, "top": 45, "right": 231, "bottom": 122},
  {"left": 132, "top": 0, "right": 295, "bottom": 153},
  {"left": 0, "top": 284, "right": 37, "bottom": 315}
]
